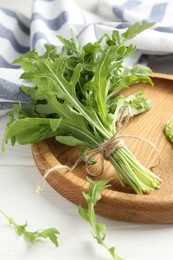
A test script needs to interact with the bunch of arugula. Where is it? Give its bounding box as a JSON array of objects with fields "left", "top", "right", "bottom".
[{"left": 2, "top": 22, "right": 161, "bottom": 194}]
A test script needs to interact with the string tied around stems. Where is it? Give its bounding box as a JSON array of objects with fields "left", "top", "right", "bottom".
[
  {"left": 84, "top": 134, "right": 125, "bottom": 177},
  {"left": 84, "top": 134, "right": 161, "bottom": 178},
  {"left": 84, "top": 105, "right": 161, "bottom": 177}
]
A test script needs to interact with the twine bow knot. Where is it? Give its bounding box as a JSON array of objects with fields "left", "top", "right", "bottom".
[{"left": 85, "top": 134, "right": 125, "bottom": 177}]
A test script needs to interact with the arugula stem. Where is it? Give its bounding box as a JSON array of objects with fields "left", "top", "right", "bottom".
[
  {"left": 119, "top": 148, "right": 161, "bottom": 185},
  {"left": 89, "top": 204, "right": 122, "bottom": 260},
  {"left": 79, "top": 178, "right": 123, "bottom": 260},
  {"left": 0, "top": 209, "right": 15, "bottom": 226},
  {"left": 109, "top": 147, "right": 161, "bottom": 194},
  {"left": 96, "top": 48, "right": 112, "bottom": 122}
]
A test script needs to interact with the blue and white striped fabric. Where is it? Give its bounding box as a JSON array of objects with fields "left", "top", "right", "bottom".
[{"left": 1, "top": 0, "right": 173, "bottom": 115}]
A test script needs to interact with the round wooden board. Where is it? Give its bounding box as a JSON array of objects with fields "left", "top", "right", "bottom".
[{"left": 32, "top": 73, "right": 173, "bottom": 224}]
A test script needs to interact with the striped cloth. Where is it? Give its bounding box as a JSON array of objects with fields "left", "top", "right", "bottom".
[{"left": 1, "top": 0, "right": 173, "bottom": 115}]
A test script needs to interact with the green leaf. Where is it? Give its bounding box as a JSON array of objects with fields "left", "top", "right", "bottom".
[
  {"left": 50, "top": 119, "right": 62, "bottom": 131},
  {"left": 16, "top": 222, "right": 28, "bottom": 236},
  {"left": 121, "top": 22, "right": 156, "bottom": 41},
  {"left": 86, "top": 177, "right": 111, "bottom": 205},
  {"left": 95, "top": 223, "right": 106, "bottom": 240},
  {"left": 2, "top": 117, "right": 62, "bottom": 147},
  {"left": 85, "top": 45, "right": 125, "bottom": 129},
  {"left": 55, "top": 135, "right": 86, "bottom": 146},
  {"left": 58, "top": 35, "right": 75, "bottom": 51},
  {"left": 82, "top": 192, "right": 91, "bottom": 203},
  {"left": 112, "top": 30, "right": 122, "bottom": 46},
  {"left": 58, "top": 29, "right": 81, "bottom": 55},
  {"left": 164, "top": 116, "right": 173, "bottom": 143},
  {"left": 0, "top": 209, "right": 60, "bottom": 247},
  {"left": 38, "top": 228, "right": 60, "bottom": 247},
  {"left": 120, "top": 90, "right": 152, "bottom": 118},
  {"left": 78, "top": 205, "right": 90, "bottom": 222},
  {"left": 131, "top": 64, "right": 152, "bottom": 76},
  {"left": 109, "top": 247, "right": 121, "bottom": 260}
]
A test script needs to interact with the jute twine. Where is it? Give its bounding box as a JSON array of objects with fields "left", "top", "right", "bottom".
[{"left": 35, "top": 106, "right": 161, "bottom": 193}]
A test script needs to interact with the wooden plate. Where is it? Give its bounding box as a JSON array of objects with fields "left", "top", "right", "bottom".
[{"left": 32, "top": 73, "right": 173, "bottom": 224}]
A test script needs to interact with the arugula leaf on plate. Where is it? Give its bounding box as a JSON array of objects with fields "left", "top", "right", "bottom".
[{"left": 164, "top": 116, "right": 173, "bottom": 143}]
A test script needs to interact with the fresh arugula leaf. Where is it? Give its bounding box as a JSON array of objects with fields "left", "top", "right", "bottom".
[
  {"left": 124, "top": 90, "right": 152, "bottom": 115},
  {"left": 108, "top": 90, "right": 152, "bottom": 126},
  {"left": 37, "top": 228, "right": 59, "bottom": 247},
  {"left": 79, "top": 178, "right": 123, "bottom": 260},
  {"left": 0, "top": 209, "right": 60, "bottom": 247},
  {"left": 121, "top": 22, "right": 156, "bottom": 42},
  {"left": 55, "top": 135, "right": 86, "bottom": 146},
  {"left": 164, "top": 116, "right": 173, "bottom": 143},
  {"left": 2, "top": 116, "right": 62, "bottom": 150}
]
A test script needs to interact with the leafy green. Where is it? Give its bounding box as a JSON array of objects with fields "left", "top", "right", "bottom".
[
  {"left": 164, "top": 116, "right": 173, "bottom": 143},
  {"left": 2, "top": 22, "right": 161, "bottom": 194},
  {"left": 79, "top": 178, "right": 123, "bottom": 260},
  {"left": 121, "top": 22, "right": 156, "bottom": 42},
  {"left": 0, "top": 209, "right": 60, "bottom": 247},
  {"left": 2, "top": 117, "right": 62, "bottom": 151}
]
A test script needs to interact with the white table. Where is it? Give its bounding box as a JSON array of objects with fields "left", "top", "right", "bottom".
[{"left": 0, "top": 1, "right": 173, "bottom": 260}]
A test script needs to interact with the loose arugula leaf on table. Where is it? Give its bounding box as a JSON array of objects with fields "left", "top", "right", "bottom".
[
  {"left": 2, "top": 22, "right": 161, "bottom": 194},
  {"left": 0, "top": 209, "right": 60, "bottom": 247},
  {"left": 79, "top": 178, "right": 123, "bottom": 260},
  {"left": 164, "top": 116, "right": 173, "bottom": 143}
]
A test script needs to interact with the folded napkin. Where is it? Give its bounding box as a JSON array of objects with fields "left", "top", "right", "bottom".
[{"left": 1, "top": 0, "right": 173, "bottom": 116}]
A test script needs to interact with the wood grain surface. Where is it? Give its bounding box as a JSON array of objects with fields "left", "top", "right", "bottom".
[{"left": 32, "top": 74, "right": 173, "bottom": 223}]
